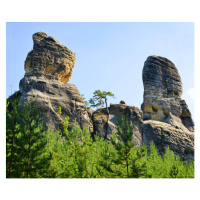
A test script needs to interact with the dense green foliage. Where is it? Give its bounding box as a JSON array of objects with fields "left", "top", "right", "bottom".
[
  {"left": 6, "top": 96, "right": 50, "bottom": 178},
  {"left": 6, "top": 95, "right": 194, "bottom": 178}
]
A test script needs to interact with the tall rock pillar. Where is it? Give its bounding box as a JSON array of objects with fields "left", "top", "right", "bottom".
[
  {"left": 142, "top": 55, "right": 194, "bottom": 160},
  {"left": 19, "top": 32, "right": 93, "bottom": 132}
]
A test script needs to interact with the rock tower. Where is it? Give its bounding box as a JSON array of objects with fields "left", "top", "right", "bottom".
[
  {"left": 24, "top": 32, "right": 75, "bottom": 83},
  {"left": 142, "top": 56, "right": 194, "bottom": 160},
  {"left": 19, "top": 32, "right": 93, "bottom": 131}
]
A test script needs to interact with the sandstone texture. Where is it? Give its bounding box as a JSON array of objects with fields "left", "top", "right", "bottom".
[
  {"left": 25, "top": 32, "right": 76, "bottom": 83},
  {"left": 142, "top": 55, "right": 194, "bottom": 160},
  {"left": 18, "top": 32, "right": 92, "bottom": 132},
  {"left": 92, "top": 103, "right": 143, "bottom": 146},
  {"left": 142, "top": 56, "right": 183, "bottom": 120},
  {"left": 143, "top": 120, "right": 194, "bottom": 161},
  {"left": 19, "top": 76, "right": 92, "bottom": 131}
]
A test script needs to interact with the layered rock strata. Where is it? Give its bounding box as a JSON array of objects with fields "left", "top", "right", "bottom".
[
  {"left": 143, "top": 120, "right": 194, "bottom": 161},
  {"left": 19, "top": 32, "right": 92, "bottom": 132},
  {"left": 25, "top": 32, "right": 76, "bottom": 83},
  {"left": 142, "top": 55, "right": 194, "bottom": 160},
  {"left": 142, "top": 56, "right": 183, "bottom": 120}
]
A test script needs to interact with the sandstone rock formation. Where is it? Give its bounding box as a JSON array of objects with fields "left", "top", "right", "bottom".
[
  {"left": 142, "top": 55, "right": 183, "bottom": 120},
  {"left": 10, "top": 31, "right": 194, "bottom": 161},
  {"left": 92, "top": 103, "right": 143, "bottom": 146},
  {"left": 142, "top": 55, "right": 194, "bottom": 160},
  {"left": 25, "top": 32, "right": 76, "bottom": 83},
  {"left": 19, "top": 32, "right": 92, "bottom": 132}
]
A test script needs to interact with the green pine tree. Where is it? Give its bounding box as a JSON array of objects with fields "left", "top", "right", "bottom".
[
  {"left": 130, "top": 145, "right": 148, "bottom": 178},
  {"left": 146, "top": 142, "right": 164, "bottom": 178},
  {"left": 6, "top": 94, "right": 21, "bottom": 178},
  {"left": 111, "top": 116, "right": 136, "bottom": 178},
  {"left": 81, "top": 94, "right": 89, "bottom": 107},
  {"left": 46, "top": 128, "right": 67, "bottom": 177},
  {"left": 89, "top": 90, "right": 115, "bottom": 139},
  {"left": 16, "top": 98, "right": 51, "bottom": 178}
]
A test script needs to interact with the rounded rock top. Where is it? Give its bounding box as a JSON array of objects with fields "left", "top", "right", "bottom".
[{"left": 24, "top": 32, "right": 76, "bottom": 83}]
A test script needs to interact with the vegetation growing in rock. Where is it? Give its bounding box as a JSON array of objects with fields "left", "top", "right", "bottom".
[
  {"left": 6, "top": 97, "right": 194, "bottom": 178},
  {"left": 58, "top": 106, "right": 62, "bottom": 115},
  {"left": 89, "top": 90, "right": 115, "bottom": 139},
  {"left": 89, "top": 90, "right": 115, "bottom": 110},
  {"left": 81, "top": 94, "right": 89, "bottom": 107}
]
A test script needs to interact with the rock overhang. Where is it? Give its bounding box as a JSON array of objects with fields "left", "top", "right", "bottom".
[{"left": 24, "top": 32, "right": 76, "bottom": 83}]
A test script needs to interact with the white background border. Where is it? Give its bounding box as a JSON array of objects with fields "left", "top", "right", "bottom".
[{"left": 1, "top": 1, "right": 199, "bottom": 200}]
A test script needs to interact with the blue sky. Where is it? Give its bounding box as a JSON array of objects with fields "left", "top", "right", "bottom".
[{"left": 6, "top": 22, "right": 194, "bottom": 117}]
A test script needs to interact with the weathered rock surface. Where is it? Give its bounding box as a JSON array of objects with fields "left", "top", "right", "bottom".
[
  {"left": 25, "top": 32, "right": 76, "bottom": 83},
  {"left": 142, "top": 55, "right": 194, "bottom": 129},
  {"left": 142, "top": 55, "right": 183, "bottom": 120},
  {"left": 18, "top": 32, "right": 92, "bottom": 132},
  {"left": 142, "top": 55, "right": 194, "bottom": 160},
  {"left": 93, "top": 103, "right": 143, "bottom": 146},
  {"left": 19, "top": 76, "right": 92, "bottom": 131},
  {"left": 143, "top": 120, "right": 194, "bottom": 161},
  {"left": 143, "top": 55, "right": 183, "bottom": 100}
]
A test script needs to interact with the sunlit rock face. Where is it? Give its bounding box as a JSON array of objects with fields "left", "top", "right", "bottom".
[
  {"left": 142, "top": 56, "right": 184, "bottom": 121},
  {"left": 142, "top": 55, "right": 194, "bottom": 160},
  {"left": 143, "top": 56, "right": 183, "bottom": 100},
  {"left": 142, "top": 55, "right": 194, "bottom": 129},
  {"left": 24, "top": 32, "right": 76, "bottom": 83},
  {"left": 19, "top": 32, "right": 93, "bottom": 132}
]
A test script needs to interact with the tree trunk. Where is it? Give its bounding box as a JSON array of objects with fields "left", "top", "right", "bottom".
[
  {"left": 105, "top": 98, "right": 109, "bottom": 140},
  {"left": 126, "top": 159, "right": 129, "bottom": 178}
]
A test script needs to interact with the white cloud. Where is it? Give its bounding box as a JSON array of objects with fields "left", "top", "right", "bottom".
[{"left": 187, "top": 88, "right": 195, "bottom": 99}]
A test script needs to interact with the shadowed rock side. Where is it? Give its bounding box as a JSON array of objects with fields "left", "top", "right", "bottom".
[
  {"left": 143, "top": 120, "right": 194, "bottom": 161},
  {"left": 19, "top": 32, "right": 93, "bottom": 132},
  {"left": 142, "top": 55, "right": 194, "bottom": 160}
]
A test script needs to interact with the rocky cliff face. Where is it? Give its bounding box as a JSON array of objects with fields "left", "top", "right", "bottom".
[
  {"left": 19, "top": 32, "right": 93, "bottom": 132},
  {"left": 141, "top": 55, "right": 194, "bottom": 160}
]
